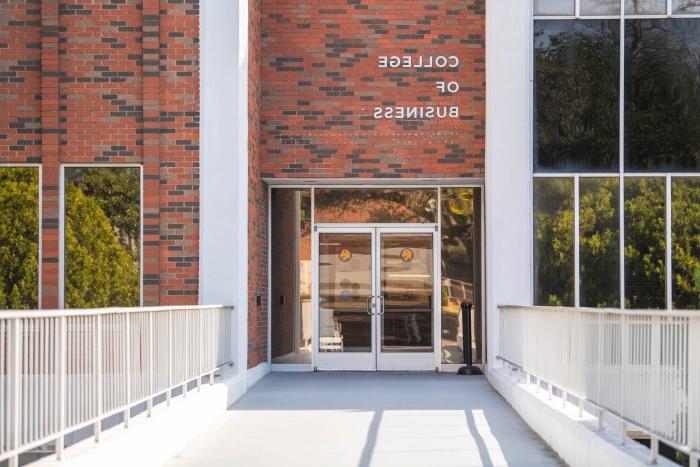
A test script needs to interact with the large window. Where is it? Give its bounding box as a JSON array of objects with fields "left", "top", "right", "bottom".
[
  {"left": 270, "top": 188, "right": 312, "bottom": 364},
  {"left": 534, "top": 2, "right": 700, "bottom": 310},
  {"left": 63, "top": 167, "right": 141, "bottom": 308},
  {"left": 0, "top": 166, "right": 39, "bottom": 309}
]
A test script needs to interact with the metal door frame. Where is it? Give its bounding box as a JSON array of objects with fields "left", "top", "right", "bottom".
[{"left": 312, "top": 224, "right": 440, "bottom": 371}]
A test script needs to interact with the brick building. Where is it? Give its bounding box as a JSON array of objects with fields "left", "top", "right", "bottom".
[{"left": 4, "top": 0, "right": 698, "bottom": 379}]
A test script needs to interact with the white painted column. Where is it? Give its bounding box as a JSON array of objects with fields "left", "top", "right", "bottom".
[
  {"left": 199, "top": 0, "right": 249, "bottom": 378},
  {"left": 485, "top": 0, "right": 533, "bottom": 366}
]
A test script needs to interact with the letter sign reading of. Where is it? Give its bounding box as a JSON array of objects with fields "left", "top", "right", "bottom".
[{"left": 373, "top": 55, "right": 461, "bottom": 121}]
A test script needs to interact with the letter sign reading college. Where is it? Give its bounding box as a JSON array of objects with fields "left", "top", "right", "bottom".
[{"left": 373, "top": 55, "right": 461, "bottom": 120}]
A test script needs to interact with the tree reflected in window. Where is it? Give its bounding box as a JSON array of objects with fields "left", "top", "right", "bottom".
[
  {"left": 672, "top": 178, "right": 700, "bottom": 309},
  {"left": 0, "top": 167, "right": 39, "bottom": 309},
  {"left": 624, "top": 177, "right": 666, "bottom": 309},
  {"left": 534, "top": 20, "right": 620, "bottom": 172},
  {"left": 625, "top": 19, "right": 700, "bottom": 171},
  {"left": 580, "top": 178, "right": 620, "bottom": 307},
  {"left": 534, "top": 178, "right": 575, "bottom": 306},
  {"left": 64, "top": 167, "right": 140, "bottom": 308}
]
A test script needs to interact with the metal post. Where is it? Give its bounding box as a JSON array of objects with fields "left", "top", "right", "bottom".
[
  {"left": 210, "top": 308, "right": 216, "bottom": 385},
  {"left": 457, "top": 302, "right": 482, "bottom": 375},
  {"left": 167, "top": 309, "right": 172, "bottom": 406},
  {"left": 95, "top": 314, "right": 102, "bottom": 442},
  {"left": 650, "top": 436, "right": 659, "bottom": 464},
  {"left": 183, "top": 311, "right": 188, "bottom": 398},
  {"left": 148, "top": 312, "right": 154, "bottom": 417},
  {"left": 56, "top": 316, "right": 66, "bottom": 460},
  {"left": 688, "top": 318, "right": 699, "bottom": 456},
  {"left": 124, "top": 313, "right": 131, "bottom": 428},
  {"left": 9, "top": 318, "right": 22, "bottom": 467}
]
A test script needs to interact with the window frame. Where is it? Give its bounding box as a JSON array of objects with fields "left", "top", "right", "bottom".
[
  {"left": 532, "top": 0, "right": 700, "bottom": 310},
  {"left": 0, "top": 163, "right": 42, "bottom": 309},
  {"left": 59, "top": 163, "right": 144, "bottom": 309}
]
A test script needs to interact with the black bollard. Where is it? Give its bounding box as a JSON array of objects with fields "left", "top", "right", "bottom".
[{"left": 457, "top": 302, "right": 483, "bottom": 375}]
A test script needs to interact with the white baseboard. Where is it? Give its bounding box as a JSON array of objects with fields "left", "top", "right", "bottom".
[{"left": 246, "top": 361, "right": 270, "bottom": 388}]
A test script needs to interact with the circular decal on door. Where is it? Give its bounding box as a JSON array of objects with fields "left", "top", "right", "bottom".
[
  {"left": 400, "top": 248, "right": 414, "bottom": 262},
  {"left": 338, "top": 248, "right": 352, "bottom": 262}
]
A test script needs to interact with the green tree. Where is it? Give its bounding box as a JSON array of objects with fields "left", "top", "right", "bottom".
[
  {"left": 534, "top": 178, "right": 575, "bottom": 306},
  {"left": 0, "top": 167, "right": 39, "bottom": 309},
  {"left": 672, "top": 178, "right": 700, "bottom": 308},
  {"left": 64, "top": 182, "right": 139, "bottom": 308}
]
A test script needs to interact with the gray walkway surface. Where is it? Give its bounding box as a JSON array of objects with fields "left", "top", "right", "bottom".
[{"left": 164, "top": 372, "right": 563, "bottom": 467}]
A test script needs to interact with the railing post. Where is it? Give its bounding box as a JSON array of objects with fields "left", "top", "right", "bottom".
[
  {"left": 650, "top": 436, "right": 659, "bottom": 464},
  {"left": 124, "top": 313, "right": 130, "bottom": 428},
  {"left": 650, "top": 316, "right": 661, "bottom": 448},
  {"left": 95, "top": 314, "right": 102, "bottom": 442},
  {"left": 9, "top": 318, "right": 22, "bottom": 467},
  {"left": 210, "top": 308, "right": 216, "bottom": 385},
  {"left": 688, "top": 317, "right": 699, "bottom": 458},
  {"left": 619, "top": 314, "right": 628, "bottom": 446},
  {"left": 183, "top": 311, "right": 188, "bottom": 398},
  {"left": 167, "top": 309, "right": 172, "bottom": 406},
  {"left": 56, "top": 316, "right": 66, "bottom": 460},
  {"left": 148, "top": 311, "right": 154, "bottom": 417},
  {"left": 197, "top": 308, "right": 202, "bottom": 392}
]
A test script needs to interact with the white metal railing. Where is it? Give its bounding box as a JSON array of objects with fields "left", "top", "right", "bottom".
[
  {"left": 0, "top": 305, "right": 235, "bottom": 467},
  {"left": 498, "top": 305, "right": 699, "bottom": 465}
]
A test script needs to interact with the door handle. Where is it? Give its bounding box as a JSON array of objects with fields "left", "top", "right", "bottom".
[
  {"left": 378, "top": 295, "right": 385, "bottom": 315},
  {"left": 366, "top": 296, "right": 374, "bottom": 315}
]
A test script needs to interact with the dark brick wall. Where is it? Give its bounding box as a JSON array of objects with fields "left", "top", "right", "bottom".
[
  {"left": 248, "top": 0, "right": 268, "bottom": 368},
  {"left": 0, "top": 0, "right": 200, "bottom": 308},
  {"left": 260, "top": 0, "right": 485, "bottom": 179}
]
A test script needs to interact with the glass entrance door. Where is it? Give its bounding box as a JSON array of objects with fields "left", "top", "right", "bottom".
[{"left": 314, "top": 226, "right": 438, "bottom": 370}]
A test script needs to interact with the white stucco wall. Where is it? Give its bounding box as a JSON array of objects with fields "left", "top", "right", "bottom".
[
  {"left": 199, "top": 0, "right": 250, "bottom": 378},
  {"left": 485, "top": 0, "right": 534, "bottom": 366}
]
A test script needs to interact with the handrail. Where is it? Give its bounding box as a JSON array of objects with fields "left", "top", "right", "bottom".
[
  {"left": 498, "top": 305, "right": 699, "bottom": 465},
  {"left": 0, "top": 305, "right": 235, "bottom": 467}
]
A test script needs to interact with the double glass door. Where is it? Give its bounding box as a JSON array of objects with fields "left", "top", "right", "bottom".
[{"left": 314, "top": 226, "right": 438, "bottom": 370}]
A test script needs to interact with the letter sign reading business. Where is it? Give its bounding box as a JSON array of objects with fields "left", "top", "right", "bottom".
[{"left": 373, "top": 55, "right": 461, "bottom": 120}]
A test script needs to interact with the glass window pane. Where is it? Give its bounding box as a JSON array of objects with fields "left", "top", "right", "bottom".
[
  {"left": 671, "top": 178, "right": 700, "bottom": 309},
  {"left": 534, "top": 178, "right": 575, "bottom": 306},
  {"left": 0, "top": 167, "right": 39, "bottom": 309},
  {"left": 314, "top": 189, "right": 437, "bottom": 223},
  {"left": 380, "top": 234, "right": 434, "bottom": 352},
  {"left": 64, "top": 167, "right": 141, "bottom": 308},
  {"left": 318, "top": 233, "right": 373, "bottom": 353},
  {"left": 625, "top": 19, "right": 700, "bottom": 171},
  {"left": 535, "top": 0, "right": 575, "bottom": 15},
  {"left": 624, "top": 177, "right": 666, "bottom": 309},
  {"left": 579, "top": 178, "right": 621, "bottom": 307},
  {"left": 581, "top": 0, "right": 621, "bottom": 15},
  {"left": 534, "top": 20, "right": 620, "bottom": 172},
  {"left": 625, "top": 0, "right": 667, "bottom": 14},
  {"left": 270, "top": 189, "right": 312, "bottom": 364},
  {"left": 440, "top": 188, "right": 482, "bottom": 364},
  {"left": 674, "top": 0, "right": 700, "bottom": 13}
]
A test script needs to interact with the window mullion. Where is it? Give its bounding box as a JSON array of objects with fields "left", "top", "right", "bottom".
[
  {"left": 665, "top": 175, "right": 672, "bottom": 310},
  {"left": 574, "top": 175, "right": 580, "bottom": 307}
]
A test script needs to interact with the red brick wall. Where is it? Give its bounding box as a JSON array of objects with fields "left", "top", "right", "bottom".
[
  {"left": 0, "top": 0, "right": 200, "bottom": 308},
  {"left": 248, "top": 0, "right": 268, "bottom": 368},
  {"left": 260, "top": 0, "right": 485, "bottom": 179}
]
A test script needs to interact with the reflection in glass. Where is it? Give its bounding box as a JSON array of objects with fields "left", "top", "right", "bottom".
[
  {"left": 674, "top": 0, "right": 700, "bottom": 13},
  {"left": 380, "top": 234, "right": 433, "bottom": 352},
  {"left": 440, "top": 188, "right": 482, "bottom": 364},
  {"left": 271, "top": 189, "right": 312, "bottom": 364},
  {"left": 625, "top": 0, "right": 666, "bottom": 14},
  {"left": 0, "top": 167, "right": 39, "bottom": 309},
  {"left": 579, "top": 178, "right": 620, "bottom": 307},
  {"left": 534, "top": 178, "right": 575, "bottom": 306},
  {"left": 671, "top": 178, "right": 700, "bottom": 309},
  {"left": 64, "top": 167, "right": 140, "bottom": 308},
  {"left": 534, "top": 20, "right": 620, "bottom": 172},
  {"left": 625, "top": 19, "right": 700, "bottom": 171},
  {"left": 624, "top": 177, "right": 665, "bottom": 309},
  {"left": 315, "top": 189, "right": 437, "bottom": 224},
  {"left": 318, "top": 233, "right": 372, "bottom": 352},
  {"left": 534, "top": 0, "right": 575, "bottom": 15},
  {"left": 580, "top": 0, "right": 621, "bottom": 15}
]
